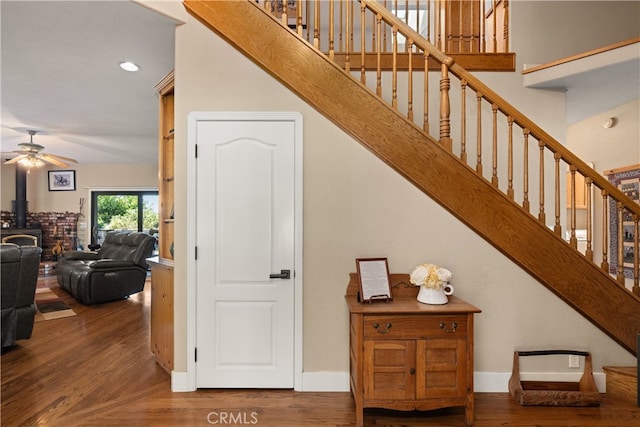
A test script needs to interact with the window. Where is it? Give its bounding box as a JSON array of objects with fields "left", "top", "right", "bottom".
[{"left": 90, "top": 191, "right": 159, "bottom": 247}]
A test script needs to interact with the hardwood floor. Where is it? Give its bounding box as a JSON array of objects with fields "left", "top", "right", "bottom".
[{"left": 2, "top": 275, "right": 639, "bottom": 426}]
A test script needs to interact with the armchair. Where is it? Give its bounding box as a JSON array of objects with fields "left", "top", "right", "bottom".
[
  {"left": 1, "top": 243, "right": 42, "bottom": 348},
  {"left": 56, "top": 231, "right": 156, "bottom": 305}
]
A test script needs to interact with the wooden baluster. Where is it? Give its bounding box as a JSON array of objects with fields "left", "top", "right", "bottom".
[
  {"left": 481, "top": 0, "right": 486, "bottom": 52},
  {"left": 306, "top": 0, "right": 311, "bottom": 41},
  {"left": 392, "top": 25, "right": 398, "bottom": 109},
  {"left": 503, "top": 0, "right": 510, "bottom": 53},
  {"left": 435, "top": 0, "right": 442, "bottom": 50},
  {"left": 460, "top": 79, "right": 468, "bottom": 163},
  {"left": 569, "top": 165, "right": 578, "bottom": 249},
  {"left": 314, "top": 0, "right": 320, "bottom": 49},
  {"left": 553, "top": 152, "right": 561, "bottom": 235},
  {"left": 371, "top": 6, "right": 376, "bottom": 51},
  {"left": 382, "top": 1, "right": 388, "bottom": 53},
  {"left": 585, "top": 177, "right": 593, "bottom": 261},
  {"left": 282, "top": 0, "right": 288, "bottom": 26},
  {"left": 407, "top": 40, "right": 414, "bottom": 121},
  {"left": 349, "top": 0, "right": 354, "bottom": 56},
  {"left": 403, "top": 0, "right": 409, "bottom": 53},
  {"left": 360, "top": 2, "right": 366, "bottom": 84},
  {"left": 329, "top": 0, "right": 335, "bottom": 60},
  {"left": 338, "top": 0, "right": 343, "bottom": 52},
  {"left": 584, "top": 177, "right": 593, "bottom": 262},
  {"left": 507, "top": 117, "right": 514, "bottom": 199},
  {"left": 476, "top": 92, "right": 483, "bottom": 175},
  {"left": 345, "top": 0, "right": 351, "bottom": 72},
  {"left": 522, "top": 129, "right": 530, "bottom": 212},
  {"left": 633, "top": 214, "right": 639, "bottom": 296},
  {"left": 296, "top": 0, "right": 303, "bottom": 36},
  {"left": 617, "top": 202, "right": 625, "bottom": 285},
  {"left": 491, "top": 0, "right": 497, "bottom": 52},
  {"left": 425, "top": 0, "right": 432, "bottom": 45},
  {"left": 491, "top": 103, "right": 498, "bottom": 187},
  {"left": 423, "top": 52, "right": 429, "bottom": 133},
  {"left": 376, "top": 13, "right": 382, "bottom": 96},
  {"left": 439, "top": 63, "right": 452, "bottom": 151},
  {"left": 601, "top": 190, "right": 609, "bottom": 272},
  {"left": 458, "top": 0, "right": 463, "bottom": 52},
  {"left": 538, "top": 140, "right": 546, "bottom": 224}
]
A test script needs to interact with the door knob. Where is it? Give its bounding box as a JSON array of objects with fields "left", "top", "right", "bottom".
[{"left": 269, "top": 269, "right": 291, "bottom": 280}]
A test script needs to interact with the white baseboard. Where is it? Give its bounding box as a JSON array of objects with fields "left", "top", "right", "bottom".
[
  {"left": 171, "top": 370, "right": 194, "bottom": 392},
  {"left": 172, "top": 370, "right": 607, "bottom": 393},
  {"left": 300, "top": 372, "right": 350, "bottom": 392}
]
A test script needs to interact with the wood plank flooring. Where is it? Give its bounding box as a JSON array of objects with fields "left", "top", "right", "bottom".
[{"left": 2, "top": 275, "right": 640, "bottom": 426}]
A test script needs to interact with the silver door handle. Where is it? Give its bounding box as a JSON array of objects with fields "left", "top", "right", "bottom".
[{"left": 269, "top": 269, "right": 291, "bottom": 280}]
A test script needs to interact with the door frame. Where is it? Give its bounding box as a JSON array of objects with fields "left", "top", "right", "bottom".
[{"left": 185, "top": 111, "right": 303, "bottom": 391}]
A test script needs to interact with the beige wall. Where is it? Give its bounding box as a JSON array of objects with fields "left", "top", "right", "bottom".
[
  {"left": 162, "top": 0, "right": 638, "bottom": 382},
  {"left": 1, "top": 163, "right": 158, "bottom": 244}
]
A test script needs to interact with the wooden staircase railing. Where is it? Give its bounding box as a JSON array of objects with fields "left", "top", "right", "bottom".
[
  {"left": 183, "top": 0, "right": 640, "bottom": 355},
  {"left": 263, "top": 0, "right": 640, "bottom": 295},
  {"left": 264, "top": 0, "right": 515, "bottom": 71}
]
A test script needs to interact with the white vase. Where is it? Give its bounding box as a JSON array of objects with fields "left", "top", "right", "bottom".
[{"left": 417, "top": 283, "right": 454, "bottom": 305}]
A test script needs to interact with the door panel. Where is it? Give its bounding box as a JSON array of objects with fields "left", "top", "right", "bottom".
[{"left": 196, "top": 118, "right": 295, "bottom": 388}]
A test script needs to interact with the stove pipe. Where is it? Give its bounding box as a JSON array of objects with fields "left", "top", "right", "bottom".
[{"left": 15, "top": 165, "right": 28, "bottom": 228}]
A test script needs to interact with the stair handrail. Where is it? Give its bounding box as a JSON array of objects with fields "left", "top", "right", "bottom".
[
  {"left": 362, "top": 0, "right": 638, "bottom": 215},
  {"left": 256, "top": 0, "right": 639, "bottom": 291}
]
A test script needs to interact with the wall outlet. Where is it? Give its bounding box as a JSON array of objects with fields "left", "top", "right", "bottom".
[{"left": 569, "top": 355, "right": 580, "bottom": 368}]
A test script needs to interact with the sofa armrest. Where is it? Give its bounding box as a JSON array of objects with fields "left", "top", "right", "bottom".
[
  {"left": 62, "top": 251, "right": 99, "bottom": 261},
  {"left": 89, "top": 259, "right": 137, "bottom": 269}
]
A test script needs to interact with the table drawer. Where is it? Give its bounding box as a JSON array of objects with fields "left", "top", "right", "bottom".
[{"left": 363, "top": 315, "right": 467, "bottom": 338}]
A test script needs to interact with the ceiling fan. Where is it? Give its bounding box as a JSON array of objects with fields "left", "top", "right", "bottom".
[{"left": 4, "top": 130, "right": 78, "bottom": 168}]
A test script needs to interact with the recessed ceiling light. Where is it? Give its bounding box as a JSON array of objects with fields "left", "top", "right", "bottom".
[{"left": 119, "top": 61, "right": 140, "bottom": 72}]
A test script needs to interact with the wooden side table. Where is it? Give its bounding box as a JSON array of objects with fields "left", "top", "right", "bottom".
[{"left": 346, "top": 273, "right": 481, "bottom": 426}]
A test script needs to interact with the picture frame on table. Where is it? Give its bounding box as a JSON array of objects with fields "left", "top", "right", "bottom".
[
  {"left": 48, "top": 170, "right": 76, "bottom": 191},
  {"left": 356, "top": 257, "right": 392, "bottom": 303}
]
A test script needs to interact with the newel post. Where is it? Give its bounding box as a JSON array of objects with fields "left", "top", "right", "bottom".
[{"left": 439, "top": 62, "right": 452, "bottom": 151}]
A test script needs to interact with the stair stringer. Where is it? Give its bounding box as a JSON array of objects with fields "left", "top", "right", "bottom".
[{"left": 183, "top": 0, "right": 640, "bottom": 355}]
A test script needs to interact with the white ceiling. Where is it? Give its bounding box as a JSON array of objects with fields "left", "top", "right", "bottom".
[
  {"left": 1, "top": 0, "right": 178, "bottom": 165},
  {"left": 523, "top": 41, "right": 640, "bottom": 125},
  {"left": 3, "top": 1, "right": 635, "bottom": 167}
]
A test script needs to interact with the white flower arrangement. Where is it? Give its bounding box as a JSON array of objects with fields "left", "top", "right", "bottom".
[{"left": 409, "top": 263, "right": 452, "bottom": 289}]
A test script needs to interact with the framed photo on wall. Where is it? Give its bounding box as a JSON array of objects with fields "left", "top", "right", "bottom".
[
  {"left": 605, "top": 164, "right": 640, "bottom": 278},
  {"left": 48, "top": 170, "right": 76, "bottom": 191}
]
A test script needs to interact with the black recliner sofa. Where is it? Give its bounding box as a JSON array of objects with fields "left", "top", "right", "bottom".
[
  {"left": 57, "top": 231, "right": 156, "bottom": 305},
  {"left": 1, "top": 243, "right": 42, "bottom": 348}
]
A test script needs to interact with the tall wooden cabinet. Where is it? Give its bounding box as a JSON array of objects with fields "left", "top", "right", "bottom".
[
  {"left": 346, "top": 273, "right": 481, "bottom": 426},
  {"left": 149, "top": 70, "right": 175, "bottom": 373}
]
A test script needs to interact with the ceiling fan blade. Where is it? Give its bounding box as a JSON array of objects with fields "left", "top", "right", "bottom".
[
  {"left": 40, "top": 152, "right": 78, "bottom": 164},
  {"left": 4, "top": 154, "right": 28, "bottom": 165},
  {"left": 39, "top": 155, "right": 70, "bottom": 168}
]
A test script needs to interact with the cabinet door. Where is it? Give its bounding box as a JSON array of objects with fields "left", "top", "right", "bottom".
[
  {"left": 416, "top": 339, "right": 467, "bottom": 399},
  {"left": 364, "top": 340, "right": 415, "bottom": 400}
]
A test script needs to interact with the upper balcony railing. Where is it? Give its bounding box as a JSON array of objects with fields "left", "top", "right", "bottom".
[
  {"left": 263, "top": 0, "right": 514, "bottom": 71},
  {"left": 258, "top": 0, "right": 640, "bottom": 294}
]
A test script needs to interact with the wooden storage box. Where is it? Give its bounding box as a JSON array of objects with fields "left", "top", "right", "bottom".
[{"left": 509, "top": 350, "right": 601, "bottom": 407}]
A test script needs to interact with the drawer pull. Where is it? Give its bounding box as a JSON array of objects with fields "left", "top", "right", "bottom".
[
  {"left": 439, "top": 322, "right": 457, "bottom": 333},
  {"left": 373, "top": 322, "right": 392, "bottom": 334}
]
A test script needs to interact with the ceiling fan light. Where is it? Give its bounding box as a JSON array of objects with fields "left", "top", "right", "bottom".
[
  {"left": 119, "top": 61, "right": 139, "bottom": 72},
  {"left": 18, "top": 156, "right": 45, "bottom": 168}
]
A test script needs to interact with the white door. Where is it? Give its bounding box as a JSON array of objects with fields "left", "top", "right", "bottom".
[{"left": 194, "top": 113, "right": 301, "bottom": 388}]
